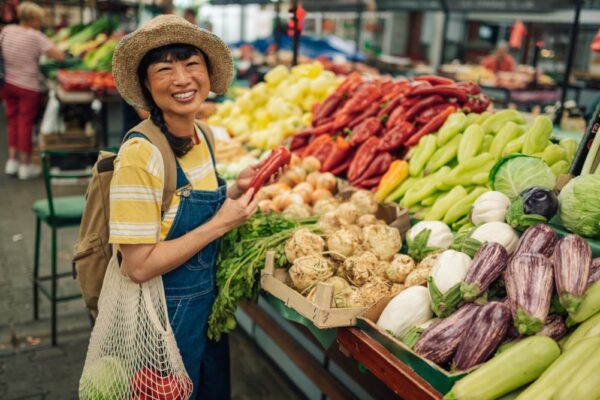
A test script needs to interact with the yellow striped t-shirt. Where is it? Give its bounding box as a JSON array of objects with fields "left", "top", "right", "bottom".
[{"left": 109, "top": 128, "right": 218, "bottom": 244}]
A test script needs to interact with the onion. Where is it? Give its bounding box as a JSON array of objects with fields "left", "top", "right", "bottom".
[
  {"left": 292, "top": 182, "right": 314, "bottom": 203},
  {"left": 282, "top": 192, "right": 305, "bottom": 209},
  {"left": 316, "top": 172, "right": 336, "bottom": 192},
  {"left": 301, "top": 156, "right": 321, "bottom": 173},
  {"left": 255, "top": 189, "right": 270, "bottom": 202},
  {"left": 263, "top": 182, "right": 290, "bottom": 199},
  {"left": 306, "top": 171, "right": 321, "bottom": 188},
  {"left": 290, "top": 153, "right": 302, "bottom": 167},
  {"left": 311, "top": 188, "right": 333, "bottom": 204},
  {"left": 258, "top": 199, "right": 274, "bottom": 213}
]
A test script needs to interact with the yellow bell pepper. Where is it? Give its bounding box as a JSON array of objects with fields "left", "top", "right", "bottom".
[{"left": 375, "top": 160, "right": 409, "bottom": 202}]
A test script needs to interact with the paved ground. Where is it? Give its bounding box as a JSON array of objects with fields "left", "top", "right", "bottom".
[{"left": 0, "top": 109, "right": 303, "bottom": 400}]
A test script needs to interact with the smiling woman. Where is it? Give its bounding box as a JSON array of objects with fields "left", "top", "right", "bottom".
[{"left": 82, "top": 14, "right": 266, "bottom": 400}]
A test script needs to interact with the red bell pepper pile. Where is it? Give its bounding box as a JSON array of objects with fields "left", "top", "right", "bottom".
[
  {"left": 57, "top": 69, "right": 117, "bottom": 92},
  {"left": 289, "top": 73, "right": 489, "bottom": 190}
]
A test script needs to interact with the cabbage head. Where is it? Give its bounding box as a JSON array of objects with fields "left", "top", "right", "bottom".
[
  {"left": 489, "top": 154, "right": 556, "bottom": 200},
  {"left": 80, "top": 356, "right": 130, "bottom": 400},
  {"left": 558, "top": 174, "right": 600, "bottom": 239}
]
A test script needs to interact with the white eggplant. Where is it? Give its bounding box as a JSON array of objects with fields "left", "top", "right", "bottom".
[
  {"left": 470, "top": 191, "right": 511, "bottom": 226},
  {"left": 471, "top": 222, "right": 519, "bottom": 255},
  {"left": 428, "top": 250, "right": 472, "bottom": 317},
  {"left": 407, "top": 221, "right": 454, "bottom": 261},
  {"left": 377, "top": 286, "right": 432, "bottom": 339}
]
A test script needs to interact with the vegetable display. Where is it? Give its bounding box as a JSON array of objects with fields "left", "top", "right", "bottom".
[{"left": 557, "top": 174, "right": 600, "bottom": 239}]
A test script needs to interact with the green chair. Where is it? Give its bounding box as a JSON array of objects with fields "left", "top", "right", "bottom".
[{"left": 32, "top": 150, "right": 94, "bottom": 346}]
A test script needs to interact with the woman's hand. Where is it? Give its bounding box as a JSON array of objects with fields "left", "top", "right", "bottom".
[{"left": 215, "top": 188, "right": 259, "bottom": 231}]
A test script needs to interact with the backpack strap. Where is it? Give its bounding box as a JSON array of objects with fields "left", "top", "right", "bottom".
[
  {"left": 124, "top": 119, "right": 177, "bottom": 213},
  {"left": 195, "top": 120, "right": 216, "bottom": 167}
]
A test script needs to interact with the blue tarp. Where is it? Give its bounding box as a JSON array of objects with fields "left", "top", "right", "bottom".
[{"left": 229, "top": 34, "right": 366, "bottom": 62}]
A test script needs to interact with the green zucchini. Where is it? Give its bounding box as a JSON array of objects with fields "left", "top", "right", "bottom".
[
  {"left": 554, "top": 346, "right": 600, "bottom": 400},
  {"left": 569, "top": 279, "right": 600, "bottom": 323},
  {"left": 444, "top": 336, "right": 560, "bottom": 400},
  {"left": 516, "top": 336, "right": 600, "bottom": 400},
  {"left": 562, "top": 312, "right": 600, "bottom": 351}
]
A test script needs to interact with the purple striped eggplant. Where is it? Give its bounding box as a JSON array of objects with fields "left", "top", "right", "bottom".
[
  {"left": 453, "top": 301, "right": 511, "bottom": 371},
  {"left": 413, "top": 303, "right": 480, "bottom": 366},
  {"left": 506, "top": 253, "right": 554, "bottom": 335},
  {"left": 511, "top": 224, "right": 557, "bottom": 259},
  {"left": 536, "top": 315, "right": 567, "bottom": 341},
  {"left": 586, "top": 257, "right": 600, "bottom": 289},
  {"left": 553, "top": 235, "right": 592, "bottom": 314},
  {"left": 461, "top": 243, "right": 509, "bottom": 302}
]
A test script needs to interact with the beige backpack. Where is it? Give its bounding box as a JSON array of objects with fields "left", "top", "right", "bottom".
[{"left": 73, "top": 119, "right": 215, "bottom": 314}]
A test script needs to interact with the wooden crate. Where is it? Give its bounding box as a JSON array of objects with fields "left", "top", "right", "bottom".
[
  {"left": 39, "top": 130, "right": 97, "bottom": 151},
  {"left": 260, "top": 199, "right": 411, "bottom": 329},
  {"left": 261, "top": 251, "right": 366, "bottom": 329}
]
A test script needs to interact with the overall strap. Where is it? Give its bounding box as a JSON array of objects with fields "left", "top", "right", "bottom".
[{"left": 124, "top": 119, "right": 177, "bottom": 213}]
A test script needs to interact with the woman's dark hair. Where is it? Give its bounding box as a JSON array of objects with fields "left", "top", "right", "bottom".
[{"left": 137, "top": 43, "right": 207, "bottom": 157}]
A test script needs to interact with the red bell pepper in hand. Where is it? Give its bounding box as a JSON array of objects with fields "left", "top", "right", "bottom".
[
  {"left": 403, "top": 95, "right": 444, "bottom": 121},
  {"left": 322, "top": 136, "right": 351, "bottom": 172},
  {"left": 407, "top": 85, "right": 469, "bottom": 104},
  {"left": 247, "top": 147, "right": 292, "bottom": 194},
  {"left": 347, "top": 137, "right": 381, "bottom": 182},
  {"left": 378, "top": 121, "right": 415, "bottom": 151},
  {"left": 349, "top": 117, "right": 382, "bottom": 147},
  {"left": 352, "top": 152, "right": 392, "bottom": 185},
  {"left": 414, "top": 75, "right": 455, "bottom": 86},
  {"left": 405, "top": 105, "right": 457, "bottom": 147}
]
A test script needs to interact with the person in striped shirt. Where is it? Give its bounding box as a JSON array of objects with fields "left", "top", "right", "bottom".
[
  {"left": 1, "top": 2, "right": 64, "bottom": 179},
  {"left": 109, "top": 15, "right": 265, "bottom": 399}
]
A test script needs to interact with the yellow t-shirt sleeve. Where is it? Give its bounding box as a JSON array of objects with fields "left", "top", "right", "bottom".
[{"left": 109, "top": 138, "right": 164, "bottom": 244}]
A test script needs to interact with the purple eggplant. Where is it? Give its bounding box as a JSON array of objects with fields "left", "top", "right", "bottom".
[
  {"left": 553, "top": 235, "right": 592, "bottom": 314},
  {"left": 586, "top": 257, "right": 600, "bottom": 289},
  {"left": 453, "top": 301, "right": 511, "bottom": 371},
  {"left": 413, "top": 303, "right": 480, "bottom": 366},
  {"left": 511, "top": 224, "right": 557, "bottom": 259},
  {"left": 506, "top": 253, "right": 554, "bottom": 335},
  {"left": 536, "top": 315, "right": 567, "bottom": 341},
  {"left": 461, "top": 243, "right": 509, "bottom": 302}
]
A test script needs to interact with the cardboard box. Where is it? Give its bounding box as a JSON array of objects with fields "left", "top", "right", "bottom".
[
  {"left": 260, "top": 197, "right": 411, "bottom": 329},
  {"left": 357, "top": 296, "right": 468, "bottom": 395}
]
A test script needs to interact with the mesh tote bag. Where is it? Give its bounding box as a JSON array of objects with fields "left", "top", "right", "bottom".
[{"left": 79, "top": 251, "right": 192, "bottom": 400}]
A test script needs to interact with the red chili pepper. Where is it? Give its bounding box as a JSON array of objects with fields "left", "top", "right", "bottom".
[
  {"left": 377, "top": 96, "right": 403, "bottom": 120},
  {"left": 407, "top": 85, "right": 469, "bottom": 103},
  {"left": 348, "top": 102, "right": 381, "bottom": 129},
  {"left": 378, "top": 121, "right": 416, "bottom": 152},
  {"left": 314, "top": 116, "right": 334, "bottom": 127},
  {"left": 403, "top": 95, "right": 444, "bottom": 121},
  {"left": 415, "top": 102, "right": 454, "bottom": 124},
  {"left": 247, "top": 147, "right": 291, "bottom": 194},
  {"left": 347, "top": 137, "right": 381, "bottom": 182},
  {"left": 322, "top": 136, "right": 351, "bottom": 172},
  {"left": 462, "top": 93, "right": 491, "bottom": 113},
  {"left": 405, "top": 105, "right": 457, "bottom": 147},
  {"left": 386, "top": 105, "right": 407, "bottom": 128},
  {"left": 313, "top": 92, "right": 345, "bottom": 125},
  {"left": 414, "top": 75, "right": 455, "bottom": 86},
  {"left": 349, "top": 117, "right": 382, "bottom": 147},
  {"left": 312, "top": 140, "right": 338, "bottom": 166},
  {"left": 339, "top": 84, "right": 382, "bottom": 115},
  {"left": 302, "top": 134, "right": 332, "bottom": 157},
  {"left": 290, "top": 135, "right": 308, "bottom": 152},
  {"left": 312, "top": 122, "right": 336, "bottom": 136},
  {"left": 352, "top": 152, "right": 392, "bottom": 185},
  {"left": 455, "top": 81, "right": 481, "bottom": 95},
  {"left": 355, "top": 175, "right": 384, "bottom": 190},
  {"left": 330, "top": 157, "right": 352, "bottom": 176}
]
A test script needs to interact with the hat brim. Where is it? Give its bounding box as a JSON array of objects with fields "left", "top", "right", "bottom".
[{"left": 112, "top": 19, "right": 233, "bottom": 110}]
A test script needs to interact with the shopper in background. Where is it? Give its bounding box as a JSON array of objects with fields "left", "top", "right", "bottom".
[
  {"left": 1, "top": 1, "right": 64, "bottom": 179},
  {"left": 480, "top": 41, "right": 516, "bottom": 74},
  {"left": 110, "top": 15, "right": 265, "bottom": 399},
  {"left": 183, "top": 7, "right": 197, "bottom": 25}
]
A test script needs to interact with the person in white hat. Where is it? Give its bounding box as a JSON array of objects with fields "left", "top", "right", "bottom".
[{"left": 111, "top": 15, "right": 264, "bottom": 399}]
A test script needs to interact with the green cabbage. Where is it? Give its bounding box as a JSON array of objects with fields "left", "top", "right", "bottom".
[
  {"left": 558, "top": 174, "right": 600, "bottom": 239},
  {"left": 489, "top": 154, "right": 556, "bottom": 200},
  {"left": 80, "top": 356, "right": 130, "bottom": 400}
]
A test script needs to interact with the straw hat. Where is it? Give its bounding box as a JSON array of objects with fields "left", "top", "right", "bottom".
[{"left": 112, "top": 15, "right": 233, "bottom": 110}]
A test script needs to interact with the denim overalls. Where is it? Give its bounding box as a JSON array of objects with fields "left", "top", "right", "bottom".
[{"left": 129, "top": 132, "right": 230, "bottom": 399}]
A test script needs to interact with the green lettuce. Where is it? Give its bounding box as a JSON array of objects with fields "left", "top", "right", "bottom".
[
  {"left": 489, "top": 154, "right": 556, "bottom": 200},
  {"left": 558, "top": 174, "right": 600, "bottom": 239}
]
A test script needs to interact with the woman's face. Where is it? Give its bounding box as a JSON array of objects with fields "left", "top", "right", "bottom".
[{"left": 145, "top": 52, "right": 210, "bottom": 119}]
